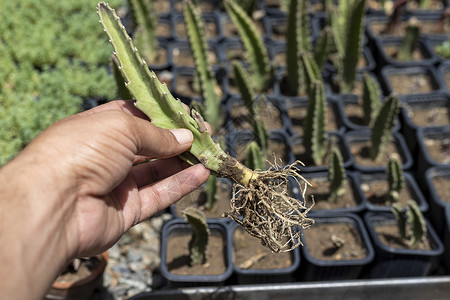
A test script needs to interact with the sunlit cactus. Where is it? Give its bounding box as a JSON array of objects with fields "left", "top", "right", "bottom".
[{"left": 183, "top": 207, "right": 210, "bottom": 265}]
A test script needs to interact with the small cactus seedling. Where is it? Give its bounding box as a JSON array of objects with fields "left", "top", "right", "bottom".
[
  {"left": 232, "top": 60, "right": 269, "bottom": 154},
  {"left": 396, "top": 18, "right": 420, "bottom": 61},
  {"left": 328, "top": 142, "right": 346, "bottom": 203},
  {"left": 129, "top": 0, "right": 158, "bottom": 62},
  {"left": 370, "top": 94, "right": 400, "bottom": 162},
  {"left": 326, "top": 0, "right": 366, "bottom": 93},
  {"left": 391, "top": 200, "right": 427, "bottom": 249},
  {"left": 184, "top": 0, "right": 222, "bottom": 133},
  {"left": 361, "top": 72, "right": 382, "bottom": 126},
  {"left": 183, "top": 207, "right": 210, "bottom": 265},
  {"left": 98, "top": 2, "right": 313, "bottom": 253},
  {"left": 246, "top": 141, "right": 265, "bottom": 171},
  {"left": 387, "top": 154, "right": 405, "bottom": 203},
  {"left": 204, "top": 175, "right": 219, "bottom": 211},
  {"left": 224, "top": 0, "right": 272, "bottom": 92},
  {"left": 435, "top": 40, "right": 450, "bottom": 59}
]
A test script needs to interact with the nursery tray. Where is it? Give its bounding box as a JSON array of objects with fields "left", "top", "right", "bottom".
[{"left": 130, "top": 276, "right": 450, "bottom": 300}]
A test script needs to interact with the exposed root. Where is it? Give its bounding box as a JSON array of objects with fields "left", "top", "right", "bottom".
[{"left": 223, "top": 161, "right": 315, "bottom": 253}]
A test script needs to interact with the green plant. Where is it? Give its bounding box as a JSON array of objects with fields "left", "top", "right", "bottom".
[
  {"left": 326, "top": 0, "right": 366, "bottom": 93},
  {"left": 246, "top": 141, "right": 265, "bottom": 171},
  {"left": 361, "top": 72, "right": 382, "bottom": 126},
  {"left": 183, "top": 207, "right": 210, "bottom": 265},
  {"left": 391, "top": 201, "right": 427, "bottom": 249},
  {"left": 387, "top": 154, "right": 405, "bottom": 203},
  {"left": 184, "top": 0, "right": 222, "bottom": 133},
  {"left": 434, "top": 40, "right": 450, "bottom": 59},
  {"left": 328, "top": 142, "right": 346, "bottom": 203},
  {"left": 204, "top": 175, "right": 219, "bottom": 211},
  {"left": 396, "top": 18, "right": 420, "bottom": 61},
  {"left": 98, "top": 2, "right": 313, "bottom": 253},
  {"left": 129, "top": 0, "right": 158, "bottom": 63},
  {"left": 224, "top": 0, "right": 272, "bottom": 92},
  {"left": 370, "top": 95, "right": 400, "bottom": 162}
]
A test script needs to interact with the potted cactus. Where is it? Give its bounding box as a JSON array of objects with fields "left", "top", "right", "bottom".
[{"left": 364, "top": 202, "right": 444, "bottom": 278}]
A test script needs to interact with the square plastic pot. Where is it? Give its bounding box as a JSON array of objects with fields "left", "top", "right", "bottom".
[
  {"left": 171, "top": 11, "right": 223, "bottom": 43},
  {"left": 444, "top": 205, "right": 450, "bottom": 273},
  {"left": 299, "top": 214, "right": 375, "bottom": 281},
  {"left": 160, "top": 219, "right": 233, "bottom": 288},
  {"left": 364, "top": 212, "right": 444, "bottom": 278},
  {"left": 424, "top": 166, "right": 450, "bottom": 236},
  {"left": 439, "top": 62, "right": 450, "bottom": 92},
  {"left": 228, "top": 222, "right": 301, "bottom": 284},
  {"left": 416, "top": 126, "right": 450, "bottom": 175}
]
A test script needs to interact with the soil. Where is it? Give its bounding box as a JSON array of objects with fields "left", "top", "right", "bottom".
[
  {"left": 54, "top": 255, "right": 102, "bottom": 285},
  {"left": 387, "top": 72, "right": 435, "bottom": 95},
  {"left": 302, "top": 222, "right": 368, "bottom": 261},
  {"left": 234, "top": 138, "right": 289, "bottom": 167},
  {"left": 370, "top": 19, "right": 450, "bottom": 37},
  {"left": 403, "top": 103, "right": 450, "bottom": 127},
  {"left": 287, "top": 103, "right": 339, "bottom": 135},
  {"left": 230, "top": 100, "right": 282, "bottom": 130},
  {"left": 174, "top": 180, "right": 232, "bottom": 219},
  {"left": 174, "top": 73, "right": 201, "bottom": 97},
  {"left": 175, "top": 19, "right": 219, "bottom": 40},
  {"left": 171, "top": 46, "right": 218, "bottom": 67},
  {"left": 166, "top": 231, "right": 227, "bottom": 276},
  {"left": 432, "top": 176, "right": 450, "bottom": 203},
  {"left": 349, "top": 140, "right": 403, "bottom": 167},
  {"left": 383, "top": 44, "right": 425, "bottom": 61},
  {"left": 173, "top": 0, "right": 217, "bottom": 13},
  {"left": 374, "top": 222, "right": 432, "bottom": 251},
  {"left": 157, "top": 22, "right": 172, "bottom": 39},
  {"left": 226, "top": 69, "right": 275, "bottom": 95},
  {"left": 424, "top": 137, "right": 450, "bottom": 164},
  {"left": 444, "top": 69, "right": 450, "bottom": 90},
  {"left": 222, "top": 17, "right": 265, "bottom": 40},
  {"left": 359, "top": 178, "right": 419, "bottom": 207},
  {"left": 343, "top": 102, "right": 369, "bottom": 127},
  {"left": 232, "top": 227, "right": 293, "bottom": 270},
  {"left": 292, "top": 140, "right": 346, "bottom": 168},
  {"left": 367, "top": 0, "right": 444, "bottom": 12},
  {"left": 305, "top": 177, "right": 360, "bottom": 210},
  {"left": 155, "top": 0, "right": 171, "bottom": 14},
  {"left": 144, "top": 46, "right": 168, "bottom": 67}
]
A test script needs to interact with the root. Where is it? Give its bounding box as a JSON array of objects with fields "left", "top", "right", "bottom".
[{"left": 223, "top": 160, "right": 315, "bottom": 253}]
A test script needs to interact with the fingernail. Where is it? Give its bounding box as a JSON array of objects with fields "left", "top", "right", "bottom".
[{"left": 170, "top": 128, "right": 193, "bottom": 145}]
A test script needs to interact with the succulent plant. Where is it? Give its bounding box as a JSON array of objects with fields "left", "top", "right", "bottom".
[
  {"left": 361, "top": 72, "right": 382, "bottom": 126},
  {"left": 396, "top": 18, "right": 420, "bottom": 61},
  {"left": 328, "top": 141, "right": 346, "bottom": 203},
  {"left": 391, "top": 200, "right": 427, "bottom": 249},
  {"left": 246, "top": 141, "right": 265, "bottom": 171},
  {"left": 387, "top": 154, "right": 405, "bottom": 203},
  {"left": 183, "top": 207, "right": 210, "bottom": 265},
  {"left": 129, "top": 0, "right": 158, "bottom": 63}
]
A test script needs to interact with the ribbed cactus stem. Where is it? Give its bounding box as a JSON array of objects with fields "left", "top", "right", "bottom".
[
  {"left": 406, "top": 200, "right": 426, "bottom": 248},
  {"left": 313, "top": 26, "right": 333, "bottom": 69},
  {"left": 111, "top": 55, "right": 133, "bottom": 100},
  {"left": 232, "top": 60, "right": 268, "bottom": 153},
  {"left": 387, "top": 154, "right": 405, "bottom": 203},
  {"left": 205, "top": 175, "right": 218, "bottom": 211},
  {"left": 129, "top": 0, "right": 157, "bottom": 62},
  {"left": 328, "top": 143, "right": 346, "bottom": 203},
  {"left": 397, "top": 18, "right": 420, "bottom": 61},
  {"left": 183, "top": 207, "right": 210, "bottom": 265},
  {"left": 246, "top": 141, "right": 265, "bottom": 171},
  {"left": 184, "top": 0, "right": 221, "bottom": 133},
  {"left": 224, "top": 0, "right": 272, "bottom": 92},
  {"left": 392, "top": 203, "right": 407, "bottom": 241},
  {"left": 362, "top": 72, "right": 382, "bottom": 126},
  {"left": 370, "top": 95, "right": 400, "bottom": 162}
]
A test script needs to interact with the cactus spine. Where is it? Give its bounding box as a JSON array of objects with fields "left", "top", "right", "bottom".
[
  {"left": 362, "top": 72, "right": 382, "bottom": 126},
  {"left": 224, "top": 0, "right": 272, "bottom": 92},
  {"left": 183, "top": 207, "right": 210, "bottom": 265},
  {"left": 387, "top": 155, "right": 405, "bottom": 203},
  {"left": 184, "top": 0, "right": 222, "bottom": 133},
  {"left": 129, "top": 0, "right": 158, "bottom": 62},
  {"left": 392, "top": 201, "right": 427, "bottom": 249},
  {"left": 328, "top": 142, "right": 346, "bottom": 203},
  {"left": 396, "top": 18, "right": 420, "bottom": 61},
  {"left": 370, "top": 95, "right": 400, "bottom": 162}
]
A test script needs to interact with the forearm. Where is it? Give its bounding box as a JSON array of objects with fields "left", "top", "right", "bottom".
[{"left": 0, "top": 153, "right": 71, "bottom": 300}]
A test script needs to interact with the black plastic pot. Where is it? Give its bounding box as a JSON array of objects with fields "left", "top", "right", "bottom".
[
  {"left": 379, "top": 65, "right": 445, "bottom": 98},
  {"left": 302, "top": 171, "right": 366, "bottom": 216},
  {"left": 400, "top": 92, "right": 449, "bottom": 157},
  {"left": 325, "top": 71, "right": 380, "bottom": 99},
  {"left": 290, "top": 131, "right": 353, "bottom": 173},
  {"left": 169, "top": 41, "right": 221, "bottom": 69},
  {"left": 335, "top": 94, "right": 401, "bottom": 132},
  {"left": 439, "top": 61, "right": 450, "bottom": 92},
  {"left": 424, "top": 166, "right": 450, "bottom": 236},
  {"left": 144, "top": 39, "right": 171, "bottom": 71},
  {"left": 364, "top": 212, "right": 444, "bottom": 278},
  {"left": 416, "top": 126, "right": 450, "bottom": 175},
  {"left": 228, "top": 222, "right": 301, "bottom": 284},
  {"left": 160, "top": 219, "right": 233, "bottom": 288},
  {"left": 299, "top": 214, "right": 375, "bottom": 281},
  {"left": 358, "top": 171, "right": 429, "bottom": 213},
  {"left": 345, "top": 130, "right": 413, "bottom": 173},
  {"left": 374, "top": 37, "right": 437, "bottom": 67},
  {"left": 444, "top": 205, "right": 450, "bottom": 272},
  {"left": 324, "top": 46, "right": 376, "bottom": 74},
  {"left": 171, "top": 12, "right": 223, "bottom": 43}
]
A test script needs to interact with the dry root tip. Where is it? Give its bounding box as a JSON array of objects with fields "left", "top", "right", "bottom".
[{"left": 224, "top": 161, "right": 314, "bottom": 253}]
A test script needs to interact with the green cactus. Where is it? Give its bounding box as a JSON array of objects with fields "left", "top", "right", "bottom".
[
  {"left": 246, "top": 141, "right": 265, "bottom": 171},
  {"left": 224, "top": 0, "right": 272, "bottom": 92},
  {"left": 391, "top": 201, "right": 427, "bottom": 249},
  {"left": 184, "top": 0, "right": 222, "bottom": 133},
  {"left": 396, "top": 18, "right": 420, "bottom": 61},
  {"left": 231, "top": 60, "right": 269, "bottom": 153},
  {"left": 205, "top": 175, "right": 218, "bottom": 211},
  {"left": 313, "top": 26, "right": 334, "bottom": 70},
  {"left": 183, "top": 207, "right": 210, "bottom": 265},
  {"left": 434, "top": 40, "right": 450, "bottom": 59},
  {"left": 370, "top": 95, "right": 400, "bottom": 162},
  {"left": 129, "top": 0, "right": 158, "bottom": 62},
  {"left": 328, "top": 142, "right": 346, "bottom": 203},
  {"left": 361, "top": 72, "right": 382, "bottom": 126},
  {"left": 327, "top": 0, "right": 366, "bottom": 93},
  {"left": 234, "top": 0, "right": 257, "bottom": 15},
  {"left": 286, "top": 0, "right": 311, "bottom": 95},
  {"left": 111, "top": 55, "right": 133, "bottom": 100},
  {"left": 387, "top": 155, "right": 405, "bottom": 203}
]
